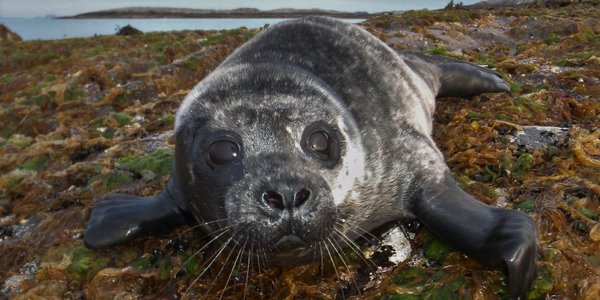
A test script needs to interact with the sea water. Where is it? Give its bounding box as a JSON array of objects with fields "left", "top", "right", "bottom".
[{"left": 1, "top": 17, "right": 365, "bottom": 40}]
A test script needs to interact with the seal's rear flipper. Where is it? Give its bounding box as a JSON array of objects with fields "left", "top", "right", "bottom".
[
  {"left": 404, "top": 52, "right": 510, "bottom": 98},
  {"left": 84, "top": 188, "right": 190, "bottom": 249},
  {"left": 412, "top": 173, "right": 538, "bottom": 299}
]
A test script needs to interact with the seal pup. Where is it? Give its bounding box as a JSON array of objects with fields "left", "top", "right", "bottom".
[{"left": 84, "top": 16, "right": 538, "bottom": 298}]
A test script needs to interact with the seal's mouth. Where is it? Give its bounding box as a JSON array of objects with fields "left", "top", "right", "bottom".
[
  {"left": 269, "top": 234, "right": 318, "bottom": 264},
  {"left": 273, "top": 234, "right": 307, "bottom": 251}
]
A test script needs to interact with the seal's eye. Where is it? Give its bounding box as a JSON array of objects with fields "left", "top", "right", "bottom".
[
  {"left": 207, "top": 140, "right": 239, "bottom": 166},
  {"left": 309, "top": 131, "right": 331, "bottom": 158},
  {"left": 302, "top": 122, "right": 341, "bottom": 167}
]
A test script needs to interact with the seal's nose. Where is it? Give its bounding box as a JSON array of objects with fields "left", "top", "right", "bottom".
[
  {"left": 261, "top": 188, "right": 311, "bottom": 210},
  {"left": 294, "top": 188, "right": 310, "bottom": 207},
  {"left": 262, "top": 191, "right": 285, "bottom": 209}
]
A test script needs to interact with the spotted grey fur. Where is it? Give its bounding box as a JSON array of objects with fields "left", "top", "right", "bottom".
[{"left": 85, "top": 17, "right": 537, "bottom": 299}]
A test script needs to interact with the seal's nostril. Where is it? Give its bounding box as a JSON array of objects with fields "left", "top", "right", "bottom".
[
  {"left": 294, "top": 188, "right": 311, "bottom": 207},
  {"left": 262, "top": 191, "right": 285, "bottom": 210}
]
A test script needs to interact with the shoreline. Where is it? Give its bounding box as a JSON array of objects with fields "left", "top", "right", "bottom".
[{"left": 58, "top": 7, "right": 378, "bottom": 19}]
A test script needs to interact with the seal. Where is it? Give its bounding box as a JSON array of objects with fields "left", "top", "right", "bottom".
[{"left": 84, "top": 16, "right": 538, "bottom": 298}]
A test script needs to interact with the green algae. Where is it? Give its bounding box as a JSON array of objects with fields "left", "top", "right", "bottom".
[
  {"left": 527, "top": 268, "right": 553, "bottom": 299},
  {"left": 181, "top": 254, "right": 201, "bottom": 275},
  {"left": 513, "top": 153, "right": 535, "bottom": 177},
  {"left": 465, "top": 111, "right": 482, "bottom": 122},
  {"left": 544, "top": 32, "right": 561, "bottom": 45},
  {"left": 159, "top": 112, "right": 175, "bottom": 125},
  {"left": 494, "top": 113, "right": 513, "bottom": 121},
  {"left": 425, "top": 46, "right": 449, "bottom": 56},
  {"left": 384, "top": 294, "right": 421, "bottom": 300},
  {"left": 1, "top": 74, "right": 14, "bottom": 83},
  {"left": 201, "top": 28, "right": 255, "bottom": 46},
  {"left": 516, "top": 199, "right": 536, "bottom": 213},
  {"left": 580, "top": 207, "right": 598, "bottom": 220},
  {"left": 98, "top": 171, "right": 132, "bottom": 189},
  {"left": 3, "top": 173, "right": 26, "bottom": 190},
  {"left": 507, "top": 79, "right": 523, "bottom": 94},
  {"left": 6, "top": 134, "right": 33, "bottom": 148},
  {"left": 475, "top": 53, "right": 496, "bottom": 67},
  {"left": 423, "top": 234, "right": 455, "bottom": 262},
  {"left": 110, "top": 112, "right": 132, "bottom": 126},
  {"left": 117, "top": 148, "right": 174, "bottom": 179},
  {"left": 156, "top": 257, "right": 173, "bottom": 281},
  {"left": 66, "top": 246, "right": 94, "bottom": 277},
  {"left": 19, "top": 156, "right": 48, "bottom": 171},
  {"left": 546, "top": 146, "right": 560, "bottom": 159},
  {"left": 393, "top": 267, "right": 428, "bottom": 286},
  {"left": 64, "top": 85, "right": 84, "bottom": 101},
  {"left": 453, "top": 174, "right": 471, "bottom": 189},
  {"left": 131, "top": 257, "right": 152, "bottom": 270},
  {"left": 421, "top": 276, "right": 464, "bottom": 300},
  {"left": 388, "top": 271, "right": 466, "bottom": 300}
]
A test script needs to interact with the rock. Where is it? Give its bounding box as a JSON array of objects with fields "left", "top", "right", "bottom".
[
  {"left": 468, "top": 0, "right": 595, "bottom": 8},
  {"left": 116, "top": 24, "right": 143, "bottom": 36},
  {"left": 466, "top": 0, "right": 537, "bottom": 9},
  {"left": 0, "top": 24, "right": 22, "bottom": 43},
  {"left": 511, "top": 126, "right": 569, "bottom": 150}
]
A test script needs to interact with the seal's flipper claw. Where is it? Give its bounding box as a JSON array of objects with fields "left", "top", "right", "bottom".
[
  {"left": 84, "top": 192, "right": 189, "bottom": 249},
  {"left": 488, "top": 209, "right": 538, "bottom": 300},
  {"left": 413, "top": 173, "right": 538, "bottom": 299}
]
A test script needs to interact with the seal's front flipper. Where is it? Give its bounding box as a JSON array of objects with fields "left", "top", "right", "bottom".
[
  {"left": 405, "top": 52, "right": 510, "bottom": 97},
  {"left": 84, "top": 189, "right": 190, "bottom": 249},
  {"left": 412, "top": 173, "right": 538, "bottom": 299}
]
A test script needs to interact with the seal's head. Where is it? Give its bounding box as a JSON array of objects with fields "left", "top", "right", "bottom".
[{"left": 174, "top": 63, "right": 366, "bottom": 263}]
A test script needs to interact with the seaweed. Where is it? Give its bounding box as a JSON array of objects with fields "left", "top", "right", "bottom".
[{"left": 0, "top": 3, "right": 599, "bottom": 299}]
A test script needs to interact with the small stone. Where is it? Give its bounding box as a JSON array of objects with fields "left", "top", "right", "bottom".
[
  {"left": 511, "top": 126, "right": 569, "bottom": 150},
  {"left": 590, "top": 223, "right": 600, "bottom": 242}
]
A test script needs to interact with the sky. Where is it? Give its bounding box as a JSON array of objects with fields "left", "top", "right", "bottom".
[{"left": 0, "top": 0, "right": 481, "bottom": 18}]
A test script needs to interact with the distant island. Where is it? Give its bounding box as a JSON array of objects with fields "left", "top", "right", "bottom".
[{"left": 60, "top": 7, "right": 378, "bottom": 19}]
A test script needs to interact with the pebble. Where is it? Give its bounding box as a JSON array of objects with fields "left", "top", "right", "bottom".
[{"left": 590, "top": 223, "right": 600, "bottom": 242}]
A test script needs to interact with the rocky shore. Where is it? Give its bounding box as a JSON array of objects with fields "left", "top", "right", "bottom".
[
  {"left": 0, "top": 2, "right": 599, "bottom": 299},
  {"left": 0, "top": 24, "right": 22, "bottom": 43}
]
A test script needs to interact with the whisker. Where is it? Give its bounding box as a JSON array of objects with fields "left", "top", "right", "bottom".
[
  {"left": 179, "top": 218, "right": 229, "bottom": 236},
  {"left": 218, "top": 238, "right": 247, "bottom": 300},
  {"left": 333, "top": 226, "right": 378, "bottom": 273},
  {"left": 183, "top": 236, "right": 233, "bottom": 299},
  {"left": 205, "top": 235, "right": 242, "bottom": 298},
  {"left": 319, "top": 242, "right": 324, "bottom": 280},
  {"left": 328, "top": 236, "right": 361, "bottom": 296},
  {"left": 243, "top": 241, "right": 253, "bottom": 300},
  {"left": 337, "top": 221, "right": 381, "bottom": 246},
  {"left": 260, "top": 245, "right": 271, "bottom": 269},
  {"left": 255, "top": 242, "right": 262, "bottom": 274},
  {"left": 179, "top": 227, "right": 230, "bottom": 273},
  {"left": 255, "top": 242, "right": 265, "bottom": 296},
  {"left": 323, "top": 240, "right": 345, "bottom": 299}
]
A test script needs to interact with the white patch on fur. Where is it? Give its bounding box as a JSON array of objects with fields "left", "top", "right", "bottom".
[
  {"left": 328, "top": 116, "right": 366, "bottom": 206},
  {"left": 187, "top": 163, "right": 196, "bottom": 185},
  {"left": 286, "top": 125, "right": 304, "bottom": 152}
]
